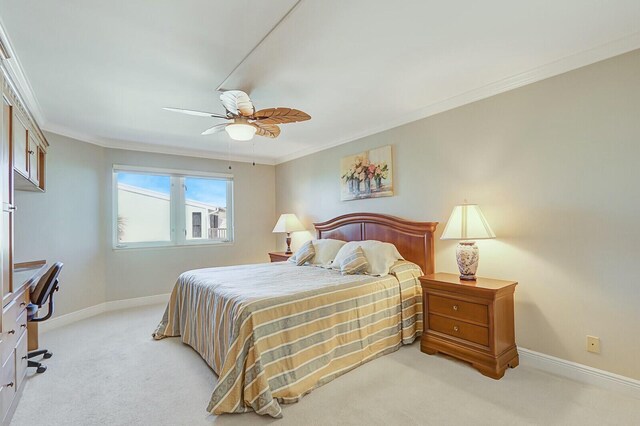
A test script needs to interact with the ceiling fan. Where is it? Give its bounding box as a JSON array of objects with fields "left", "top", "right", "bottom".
[{"left": 164, "top": 90, "right": 311, "bottom": 141}]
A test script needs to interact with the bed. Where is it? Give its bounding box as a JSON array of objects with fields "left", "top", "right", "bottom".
[{"left": 153, "top": 213, "right": 437, "bottom": 418}]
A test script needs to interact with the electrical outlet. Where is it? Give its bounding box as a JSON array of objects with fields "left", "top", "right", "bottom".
[{"left": 587, "top": 336, "right": 601, "bottom": 354}]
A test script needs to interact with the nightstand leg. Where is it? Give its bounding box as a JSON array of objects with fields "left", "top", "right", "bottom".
[
  {"left": 421, "top": 346, "right": 438, "bottom": 355},
  {"left": 508, "top": 355, "right": 519, "bottom": 369},
  {"left": 473, "top": 364, "right": 506, "bottom": 380}
]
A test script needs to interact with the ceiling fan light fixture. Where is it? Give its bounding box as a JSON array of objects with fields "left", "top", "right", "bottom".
[
  {"left": 165, "top": 89, "right": 310, "bottom": 141},
  {"left": 225, "top": 123, "right": 256, "bottom": 141}
]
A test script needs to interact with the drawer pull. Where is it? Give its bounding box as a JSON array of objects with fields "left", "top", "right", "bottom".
[
  {"left": 21, "top": 323, "right": 27, "bottom": 328},
  {"left": 452, "top": 305, "right": 459, "bottom": 311},
  {"left": 5, "top": 382, "right": 14, "bottom": 388},
  {"left": 453, "top": 325, "right": 459, "bottom": 332},
  {"left": 21, "top": 356, "right": 27, "bottom": 360},
  {"left": 20, "top": 302, "right": 26, "bottom": 307},
  {"left": 7, "top": 329, "right": 15, "bottom": 335}
]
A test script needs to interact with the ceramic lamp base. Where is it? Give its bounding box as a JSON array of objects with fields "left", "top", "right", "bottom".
[
  {"left": 456, "top": 241, "right": 479, "bottom": 281},
  {"left": 285, "top": 233, "right": 293, "bottom": 254}
]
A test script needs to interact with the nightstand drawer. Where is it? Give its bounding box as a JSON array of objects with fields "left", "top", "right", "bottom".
[
  {"left": 428, "top": 294, "right": 488, "bottom": 325},
  {"left": 428, "top": 313, "right": 489, "bottom": 346}
]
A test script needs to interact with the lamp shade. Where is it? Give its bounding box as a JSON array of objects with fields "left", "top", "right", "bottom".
[
  {"left": 441, "top": 204, "right": 496, "bottom": 240},
  {"left": 272, "top": 214, "right": 305, "bottom": 233},
  {"left": 225, "top": 123, "right": 256, "bottom": 141}
]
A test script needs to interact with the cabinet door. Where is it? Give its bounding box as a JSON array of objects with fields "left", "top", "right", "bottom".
[
  {"left": 12, "top": 113, "right": 28, "bottom": 177},
  {"left": 1, "top": 98, "right": 9, "bottom": 204},
  {"left": 1, "top": 98, "right": 12, "bottom": 300},
  {"left": 0, "top": 210, "right": 10, "bottom": 299},
  {"left": 27, "top": 134, "right": 39, "bottom": 185},
  {"left": 37, "top": 146, "right": 45, "bottom": 190}
]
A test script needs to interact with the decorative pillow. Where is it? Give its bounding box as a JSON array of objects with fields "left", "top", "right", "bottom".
[
  {"left": 292, "top": 240, "right": 315, "bottom": 266},
  {"left": 388, "top": 260, "right": 423, "bottom": 277},
  {"left": 309, "top": 239, "right": 346, "bottom": 266},
  {"left": 332, "top": 240, "right": 403, "bottom": 276},
  {"left": 339, "top": 246, "right": 369, "bottom": 275}
]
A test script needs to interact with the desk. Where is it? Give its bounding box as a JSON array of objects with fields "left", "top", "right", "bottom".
[
  {"left": 14, "top": 260, "right": 47, "bottom": 289},
  {"left": 1, "top": 260, "right": 46, "bottom": 422},
  {"left": 13, "top": 261, "right": 47, "bottom": 351}
]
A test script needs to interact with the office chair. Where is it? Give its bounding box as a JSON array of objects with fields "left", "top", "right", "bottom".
[{"left": 27, "top": 262, "right": 63, "bottom": 374}]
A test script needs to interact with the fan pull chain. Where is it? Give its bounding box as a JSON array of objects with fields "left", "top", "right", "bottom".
[
  {"left": 227, "top": 139, "right": 232, "bottom": 170},
  {"left": 252, "top": 141, "right": 256, "bottom": 166}
]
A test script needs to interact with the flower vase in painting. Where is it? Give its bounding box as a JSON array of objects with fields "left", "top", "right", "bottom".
[{"left": 340, "top": 145, "right": 393, "bottom": 201}]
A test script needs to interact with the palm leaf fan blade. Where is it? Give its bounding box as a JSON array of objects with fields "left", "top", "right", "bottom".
[
  {"left": 201, "top": 123, "right": 228, "bottom": 135},
  {"left": 252, "top": 123, "right": 281, "bottom": 138},
  {"left": 253, "top": 107, "right": 311, "bottom": 124},
  {"left": 219, "top": 90, "right": 255, "bottom": 116}
]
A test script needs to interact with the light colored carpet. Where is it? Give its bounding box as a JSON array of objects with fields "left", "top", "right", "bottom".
[{"left": 10, "top": 304, "right": 640, "bottom": 426}]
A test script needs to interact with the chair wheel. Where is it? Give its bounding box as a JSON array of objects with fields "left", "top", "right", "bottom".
[
  {"left": 36, "top": 365, "right": 47, "bottom": 374},
  {"left": 43, "top": 351, "right": 53, "bottom": 359}
]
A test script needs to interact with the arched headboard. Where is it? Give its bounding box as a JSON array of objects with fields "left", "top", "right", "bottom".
[{"left": 314, "top": 213, "right": 438, "bottom": 275}]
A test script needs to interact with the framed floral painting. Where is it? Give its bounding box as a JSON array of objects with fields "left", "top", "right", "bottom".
[{"left": 340, "top": 145, "right": 393, "bottom": 201}]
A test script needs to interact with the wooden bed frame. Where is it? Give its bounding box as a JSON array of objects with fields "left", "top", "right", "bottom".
[{"left": 314, "top": 213, "right": 438, "bottom": 274}]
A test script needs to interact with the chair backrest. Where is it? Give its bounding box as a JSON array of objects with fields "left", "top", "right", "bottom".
[{"left": 30, "top": 262, "right": 63, "bottom": 307}]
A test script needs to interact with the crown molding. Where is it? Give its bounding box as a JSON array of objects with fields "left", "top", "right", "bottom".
[
  {"left": 0, "top": 17, "right": 47, "bottom": 136},
  {"left": 0, "top": 38, "right": 10, "bottom": 60},
  {"left": 275, "top": 31, "right": 640, "bottom": 165},
  {"left": 42, "top": 124, "right": 276, "bottom": 165}
]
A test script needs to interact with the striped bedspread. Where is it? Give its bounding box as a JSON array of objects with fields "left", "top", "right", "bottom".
[{"left": 153, "top": 260, "right": 423, "bottom": 418}]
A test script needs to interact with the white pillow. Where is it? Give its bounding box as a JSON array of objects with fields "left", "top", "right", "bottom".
[
  {"left": 339, "top": 246, "right": 369, "bottom": 275},
  {"left": 289, "top": 239, "right": 346, "bottom": 266},
  {"left": 332, "top": 240, "right": 403, "bottom": 276},
  {"left": 293, "top": 240, "right": 315, "bottom": 266},
  {"left": 310, "top": 239, "right": 346, "bottom": 266}
]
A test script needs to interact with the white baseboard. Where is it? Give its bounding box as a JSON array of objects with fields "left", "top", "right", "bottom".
[
  {"left": 519, "top": 347, "right": 640, "bottom": 399},
  {"left": 104, "top": 293, "right": 170, "bottom": 311},
  {"left": 40, "top": 293, "right": 170, "bottom": 333},
  {"left": 39, "top": 303, "right": 108, "bottom": 333}
]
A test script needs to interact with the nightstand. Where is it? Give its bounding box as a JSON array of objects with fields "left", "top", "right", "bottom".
[
  {"left": 419, "top": 273, "right": 518, "bottom": 379},
  {"left": 269, "top": 252, "right": 293, "bottom": 262}
]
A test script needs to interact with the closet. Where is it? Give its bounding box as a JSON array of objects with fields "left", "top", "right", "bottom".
[{"left": 0, "top": 63, "right": 49, "bottom": 422}]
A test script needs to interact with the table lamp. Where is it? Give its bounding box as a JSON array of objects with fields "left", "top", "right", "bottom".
[
  {"left": 441, "top": 202, "right": 496, "bottom": 280},
  {"left": 272, "top": 213, "right": 305, "bottom": 254}
]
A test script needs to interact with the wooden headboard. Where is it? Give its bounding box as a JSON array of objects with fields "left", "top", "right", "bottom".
[{"left": 314, "top": 213, "right": 438, "bottom": 274}]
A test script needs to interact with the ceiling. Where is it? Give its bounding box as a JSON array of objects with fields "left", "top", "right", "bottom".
[{"left": 1, "top": 0, "right": 639, "bottom": 165}]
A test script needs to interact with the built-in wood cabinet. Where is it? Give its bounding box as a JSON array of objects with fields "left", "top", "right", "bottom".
[
  {"left": 0, "top": 81, "right": 18, "bottom": 425},
  {"left": 1, "top": 96, "right": 12, "bottom": 302},
  {"left": 27, "top": 133, "right": 40, "bottom": 186},
  {"left": 1, "top": 52, "right": 49, "bottom": 423},
  {"left": 13, "top": 110, "right": 46, "bottom": 192},
  {"left": 11, "top": 112, "right": 27, "bottom": 178}
]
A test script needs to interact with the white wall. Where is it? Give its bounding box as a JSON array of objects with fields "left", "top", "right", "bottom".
[
  {"left": 13, "top": 134, "right": 107, "bottom": 316},
  {"left": 117, "top": 185, "right": 170, "bottom": 243},
  {"left": 275, "top": 50, "right": 640, "bottom": 380},
  {"left": 14, "top": 133, "right": 277, "bottom": 314}
]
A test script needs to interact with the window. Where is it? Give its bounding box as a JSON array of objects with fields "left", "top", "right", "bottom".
[
  {"left": 191, "top": 212, "right": 202, "bottom": 238},
  {"left": 113, "top": 166, "right": 233, "bottom": 248}
]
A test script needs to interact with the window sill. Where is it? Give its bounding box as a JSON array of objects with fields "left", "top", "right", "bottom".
[{"left": 112, "top": 241, "right": 235, "bottom": 251}]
